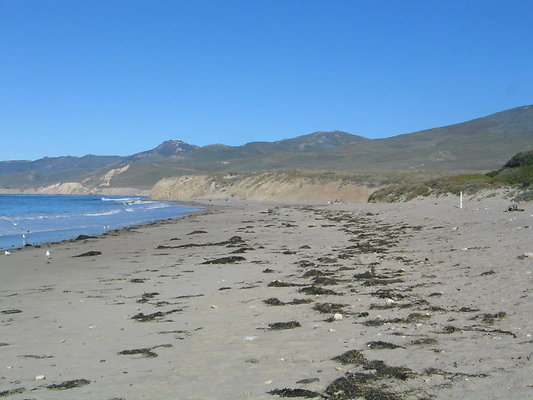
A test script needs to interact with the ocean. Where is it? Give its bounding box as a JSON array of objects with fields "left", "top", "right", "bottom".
[{"left": 0, "top": 194, "right": 200, "bottom": 250}]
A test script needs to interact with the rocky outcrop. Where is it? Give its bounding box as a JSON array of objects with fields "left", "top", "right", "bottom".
[{"left": 151, "top": 171, "right": 376, "bottom": 203}]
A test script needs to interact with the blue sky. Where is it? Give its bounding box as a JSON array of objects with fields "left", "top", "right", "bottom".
[{"left": 1, "top": 0, "right": 532, "bottom": 160}]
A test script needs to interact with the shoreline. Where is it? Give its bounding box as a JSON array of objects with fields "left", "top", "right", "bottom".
[
  {"left": 1, "top": 197, "right": 531, "bottom": 399},
  {"left": 0, "top": 195, "right": 206, "bottom": 252}
]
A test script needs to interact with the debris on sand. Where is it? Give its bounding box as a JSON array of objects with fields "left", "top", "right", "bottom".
[
  {"left": 268, "top": 388, "right": 321, "bottom": 398},
  {"left": 131, "top": 308, "right": 182, "bottom": 322},
  {"left": 263, "top": 297, "right": 314, "bottom": 307},
  {"left": 366, "top": 341, "right": 405, "bottom": 350},
  {"left": 299, "top": 286, "right": 342, "bottom": 296},
  {"left": 333, "top": 350, "right": 367, "bottom": 365},
  {"left": 312, "top": 303, "right": 348, "bottom": 314},
  {"left": 202, "top": 256, "right": 246, "bottom": 264},
  {"left": 73, "top": 251, "right": 102, "bottom": 257},
  {"left": 269, "top": 321, "right": 302, "bottom": 330},
  {"left": 0, "top": 388, "right": 25, "bottom": 397},
  {"left": 268, "top": 280, "right": 304, "bottom": 287},
  {"left": 74, "top": 234, "right": 96, "bottom": 241},
  {"left": 325, "top": 375, "right": 404, "bottom": 400},
  {"left": 118, "top": 344, "right": 172, "bottom": 358},
  {"left": 47, "top": 379, "right": 91, "bottom": 390},
  {"left": 264, "top": 297, "right": 285, "bottom": 306}
]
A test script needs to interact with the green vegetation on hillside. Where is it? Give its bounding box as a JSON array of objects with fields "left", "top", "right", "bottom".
[
  {"left": 2, "top": 106, "right": 533, "bottom": 192},
  {"left": 369, "top": 150, "right": 533, "bottom": 202}
]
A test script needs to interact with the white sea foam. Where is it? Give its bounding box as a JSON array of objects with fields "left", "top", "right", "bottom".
[{"left": 84, "top": 210, "right": 121, "bottom": 217}]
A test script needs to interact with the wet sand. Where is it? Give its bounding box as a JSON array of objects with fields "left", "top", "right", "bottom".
[{"left": 1, "top": 197, "right": 532, "bottom": 399}]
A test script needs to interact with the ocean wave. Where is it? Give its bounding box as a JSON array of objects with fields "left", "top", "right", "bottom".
[
  {"left": 145, "top": 203, "right": 172, "bottom": 210},
  {"left": 101, "top": 197, "right": 142, "bottom": 205},
  {"left": 84, "top": 210, "right": 121, "bottom": 217}
]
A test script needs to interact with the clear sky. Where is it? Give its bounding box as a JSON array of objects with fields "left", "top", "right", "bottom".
[{"left": 1, "top": 0, "right": 532, "bottom": 161}]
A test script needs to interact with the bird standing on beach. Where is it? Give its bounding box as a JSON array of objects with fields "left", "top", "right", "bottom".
[
  {"left": 45, "top": 250, "right": 51, "bottom": 257},
  {"left": 4, "top": 250, "right": 10, "bottom": 256}
]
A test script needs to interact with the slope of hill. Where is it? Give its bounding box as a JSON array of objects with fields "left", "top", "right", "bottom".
[
  {"left": 1, "top": 105, "right": 532, "bottom": 193},
  {"left": 368, "top": 150, "right": 533, "bottom": 203}
]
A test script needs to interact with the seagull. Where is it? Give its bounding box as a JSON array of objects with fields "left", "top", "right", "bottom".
[
  {"left": 4, "top": 250, "right": 10, "bottom": 256},
  {"left": 45, "top": 250, "right": 51, "bottom": 257}
]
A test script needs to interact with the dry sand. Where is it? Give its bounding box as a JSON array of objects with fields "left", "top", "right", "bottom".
[{"left": 0, "top": 196, "right": 532, "bottom": 399}]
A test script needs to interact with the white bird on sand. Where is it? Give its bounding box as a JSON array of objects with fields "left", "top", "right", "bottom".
[
  {"left": 45, "top": 250, "right": 51, "bottom": 257},
  {"left": 4, "top": 250, "right": 10, "bottom": 256}
]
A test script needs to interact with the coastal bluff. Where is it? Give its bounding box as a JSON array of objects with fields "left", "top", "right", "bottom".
[{"left": 150, "top": 171, "right": 376, "bottom": 203}]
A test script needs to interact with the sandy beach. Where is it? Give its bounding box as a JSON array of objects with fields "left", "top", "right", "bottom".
[{"left": 1, "top": 196, "right": 532, "bottom": 400}]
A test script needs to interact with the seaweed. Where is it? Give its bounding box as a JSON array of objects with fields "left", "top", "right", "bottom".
[
  {"left": 479, "top": 312, "right": 507, "bottom": 324},
  {"left": 296, "top": 378, "right": 319, "bottom": 384},
  {"left": 269, "top": 280, "right": 304, "bottom": 287},
  {"left": 47, "top": 379, "right": 91, "bottom": 390},
  {"left": 364, "top": 313, "right": 430, "bottom": 326},
  {"left": 269, "top": 321, "right": 301, "bottom": 330},
  {"left": 118, "top": 344, "right": 172, "bottom": 358},
  {"left": 264, "top": 297, "right": 285, "bottom": 306},
  {"left": 299, "top": 286, "right": 342, "bottom": 296},
  {"left": 312, "top": 276, "right": 340, "bottom": 286},
  {"left": 317, "top": 256, "right": 337, "bottom": 264},
  {"left": 302, "top": 269, "right": 327, "bottom": 278},
  {"left": 73, "top": 251, "right": 102, "bottom": 257},
  {"left": 439, "top": 325, "right": 460, "bottom": 334},
  {"left": 296, "top": 260, "right": 317, "bottom": 268},
  {"left": 325, "top": 374, "right": 402, "bottom": 400},
  {"left": 157, "top": 236, "right": 245, "bottom": 249},
  {"left": 74, "top": 235, "right": 96, "bottom": 241},
  {"left": 118, "top": 348, "right": 158, "bottom": 358},
  {"left": 288, "top": 298, "right": 314, "bottom": 305},
  {"left": 20, "top": 354, "right": 53, "bottom": 359},
  {"left": 332, "top": 351, "right": 416, "bottom": 380},
  {"left": 0, "top": 388, "right": 25, "bottom": 397},
  {"left": 312, "top": 303, "right": 348, "bottom": 314},
  {"left": 136, "top": 292, "right": 160, "bottom": 304},
  {"left": 202, "top": 256, "right": 246, "bottom": 264},
  {"left": 132, "top": 311, "right": 165, "bottom": 321},
  {"left": 131, "top": 308, "right": 182, "bottom": 322},
  {"left": 1, "top": 309, "right": 22, "bottom": 314},
  {"left": 268, "top": 388, "right": 321, "bottom": 398},
  {"left": 353, "top": 270, "right": 376, "bottom": 280},
  {"left": 410, "top": 337, "right": 439, "bottom": 345},
  {"left": 363, "top": 360, "right": 415, "bottom": 380},
  {"left": 263, "top": 268, "right": 276, "bottom": 273},
  {"left": 366, "top": 341, "right": 404, "bottom": 350},
  {"left": 370, "top": 289, "right": 406, "bottom": 300},
  {"left": 332, "top": 350, "right": 367, "bottom": 365},
  {"left": 362, "top": 278, "right": 404, "bottom": 286},
  {"left": 458, "top": 307, "right": 479, "bottom": 312},
  {"left": 230, "top": 248, "right": 251, "bottom": 254}
]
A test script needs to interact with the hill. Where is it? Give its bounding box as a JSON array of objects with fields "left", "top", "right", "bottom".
[
  {"left": 368, "top": 150, "right": 533, "bottom": 203},
  {"left": 1, "top": 105, "right": 532, "bottom": 193}
]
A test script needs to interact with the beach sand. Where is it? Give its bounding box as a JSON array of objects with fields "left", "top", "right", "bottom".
[{"left": 1, "top": 196, "right": 531, "bottom": 399}]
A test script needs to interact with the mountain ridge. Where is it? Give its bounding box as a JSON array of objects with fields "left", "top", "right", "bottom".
[{"left": 1, "top": 105, "right": 532, "bottom": 191}]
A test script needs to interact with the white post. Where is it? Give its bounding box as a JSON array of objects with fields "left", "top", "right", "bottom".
[{"left": 460, "top": 191, "right": 463, "bottom": 209}]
